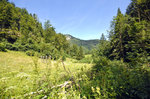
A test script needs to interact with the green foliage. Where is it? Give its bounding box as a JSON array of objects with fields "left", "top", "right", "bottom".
[
  {"left": 66, "top": 34, "right": 99, "bottom": 51},
  {"left": 0, "top": 42, "right": 7, "bottom": 52},
  {"left": 109, "top": 3, "right": 150, "bottom": 63},
  {"left": 44, "top": 20, "right": 56, "bottom": 43},
  {"left": 0, "top": 0, "right": 150, "bottom": 98},
  {"left": 69, "top": 44, "right": 85, "bottom": 60},
  {"left": 62, "top": 56, "right": 66, "bottom": 61},
  {"left": 91, "top": 58, "right": 150, "bottom": 98},
  {"left": 0, "top": 29, "right": 19, "bottom": 43},
  {"left": 26, "top": 50, "right": 35, "bottom": 56},
  {"left": 54, "top": 33, "right": 69, "bottom": 51},
  {"left": 77, "top": 55, "right": 93, "bottom": 63},
  {"left": 92, "top": 34, "right": 111, "bottom": 62},
  {"left": 126, "top": 0, "right": 150, "bottom": 21},
  {"left": 90, "top": 1, "right": 150, "bottom": 98},
  {"left": 39, "top": 42, "right": 61, "bottom": 60},
  {"left": 0, "top": 1, "right": 71, "bottom": 60},
  {"left": 93, "top": 56, "right": 109, "bottom": 71},
  {"left": 76, "top": 46, "right": 84, "bottom": 60}
]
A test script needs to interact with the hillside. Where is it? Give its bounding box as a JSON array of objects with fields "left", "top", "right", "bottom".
[{"left": 65, "top": 34, "right": 99, "bottom": 50}]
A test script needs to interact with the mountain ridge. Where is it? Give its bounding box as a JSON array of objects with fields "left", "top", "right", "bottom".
[{"left": 65, "top": 34, "right": 99, "bottom": 51}]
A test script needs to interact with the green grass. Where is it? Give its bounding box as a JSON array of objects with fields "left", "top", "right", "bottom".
[
  {"left": 0, "top": 51, "right": 93, "bottom": 98},
  {"left": 1, "top": 51, "right": 149, "bottom": 98}
]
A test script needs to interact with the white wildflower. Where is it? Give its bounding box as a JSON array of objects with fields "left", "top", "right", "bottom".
[{"left": 16, "top": 72, "right": 30, "bottom": 79}]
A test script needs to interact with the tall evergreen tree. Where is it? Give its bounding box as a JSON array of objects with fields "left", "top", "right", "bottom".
[
  {"left": 76, "top": 46, "right": 84, "bottom": 60},
  {"left": 44, "top": 20, "right": 56, "bottom": 43},
  {"left": 109, "top": 8, "right": 126, "bottom": 61}
]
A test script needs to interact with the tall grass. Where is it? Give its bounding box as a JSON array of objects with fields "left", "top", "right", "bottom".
[
  {"left": 1, "top": 51, "right": 149, "bottom": 98},
  {"left": 0, "top": 51, "right": 92, "bottom": 98}
]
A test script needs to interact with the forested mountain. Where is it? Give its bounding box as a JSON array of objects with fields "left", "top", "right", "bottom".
[{"left": 65, "top": 34, "right": 99, "bottom": 50}]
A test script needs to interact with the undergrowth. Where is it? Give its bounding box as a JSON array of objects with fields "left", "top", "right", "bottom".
[{"left": 0, "top": 51, "right": 150, "bottom": 98}]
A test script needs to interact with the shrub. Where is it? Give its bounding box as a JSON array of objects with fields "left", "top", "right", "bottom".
[
  {"left": 93, "top": 56, "right": 109, "bottom": 71},
  {"left": 78, "top": 56, "right": 93, "bottom": 63},
  {"left": 0, "top": 42, "right": 7, "bottom": 52},
  {"left": 91, "top": 57, "right": 150, "bottom": 98},
  {"left": 62, "top": 56, "right": 66, "bottom": 61},
  {"left": 10, "top": 42, "right": 23, "bottom": 51},
  {"left": 5, "top": 43, "right": 13, "bottom": 50},
  {"left": 5, "top": 42, "right": 21, "bottom": 51},
  {"left": 26, "top": 50, "right": 35, "bottom": 56}
]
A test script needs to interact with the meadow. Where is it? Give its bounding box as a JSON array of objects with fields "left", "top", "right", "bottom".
[
  {"left": 1, "top": 51, "right": 150, "bottom": 99},
  {"left": 0, "top": 0, "right": 150, "bottom": 98},
  {"left": 0, "top": 51, "right": 93, "bottom": 98}
]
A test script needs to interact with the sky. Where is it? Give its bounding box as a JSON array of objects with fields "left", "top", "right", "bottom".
[{"left": 10, "top": 0, "right": 131, "bottom": 40}]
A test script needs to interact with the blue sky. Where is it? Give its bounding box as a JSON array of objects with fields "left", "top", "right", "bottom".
[{"left": 10, "top": 0, "right": 131, "bottom": 40}]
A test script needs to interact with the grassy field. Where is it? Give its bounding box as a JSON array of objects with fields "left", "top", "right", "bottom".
[{"left": 0, "top": 51, "right": 93, "bottom": 98}]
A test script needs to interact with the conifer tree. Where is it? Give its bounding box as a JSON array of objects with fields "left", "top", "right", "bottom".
[
  {"left": 76, "top": 46, "right": 84, "bottom": 60},
  {"left": 109, "top": 8, "right": 126, "bottom": 61}
]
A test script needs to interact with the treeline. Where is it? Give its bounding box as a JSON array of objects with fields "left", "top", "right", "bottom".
[
  {"left": 90, "top": 0, "right": 150, "bottom": 98},
  {"left": 0, "top": 0, "right": 84, "bottom": 60},
  {"left": 93, "top": 0, "right": 150, "bottom": 65}
]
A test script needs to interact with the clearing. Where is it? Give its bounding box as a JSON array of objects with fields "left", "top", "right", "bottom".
[{"left": 0, "top": 51, "right": 93, "bottom": 98}]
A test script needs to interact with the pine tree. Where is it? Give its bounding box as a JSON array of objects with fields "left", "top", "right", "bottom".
[
  {"left": 44, "top": 20, "right": 56, "bottom": 43},
  {"left": 76, "top": 46, "right": 84, "bottom": 60},
  {"left": 109, "top": 8, "right": 126, "bottom": 61}
]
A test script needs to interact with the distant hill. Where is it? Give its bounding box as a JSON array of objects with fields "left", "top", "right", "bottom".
[{"left": 65, "top": 34, "right": 99, "bottom": 51}]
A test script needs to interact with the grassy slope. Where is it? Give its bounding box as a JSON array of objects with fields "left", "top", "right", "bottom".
[{"left": 0, "top": 51, "right": 93, "bottom": 98}]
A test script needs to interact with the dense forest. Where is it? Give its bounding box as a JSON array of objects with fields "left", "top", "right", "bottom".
[
  {"left": 91, "top": 0, "right": 150, "bottom": 98},
  {"left": 0, "top": 0, "right": 150, "bottom": 98},
  {"left": 93, "top": 0, "right": 150, "bottom": 64},
  {"left": 0, "top": 0, "right": 84, "bottom": 60}
]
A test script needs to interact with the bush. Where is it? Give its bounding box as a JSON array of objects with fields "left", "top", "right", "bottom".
[
  {"left": 42, "top": 50, "right": 50, "bottom": 56},
  {"left": 26, "top": 50, "right": 35, "bottom": 56},
  {"left": 5, "top": 42, "right": 20, "bottom": 51},
  {"left": 91, "top": 57, "right": 150, "bottom": 98},
  {"left": 93, "top": 56, "right": 109, "bottom": 71},
  {"left": 0, "top": 42, "right": 7, "bottom": 52},
  {"left": 10, "top": 42, "right": 23, "bottom": 51},
  {"left": 78, "top": 56, "right": 93, "bottom": 63},
  {"left": 62, "top": 56, "right": 66, "bottom": 61},
  {"left": 5, "top": 43, "right": 13, "bottom": 50}
]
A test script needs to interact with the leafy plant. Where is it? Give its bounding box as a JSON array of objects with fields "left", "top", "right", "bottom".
[{"left": 0, "top": 42, "right": 7, "bottom": 52}]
